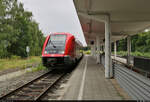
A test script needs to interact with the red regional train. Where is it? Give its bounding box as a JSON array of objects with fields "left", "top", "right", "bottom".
[{"left": 42, "top": 33, "right": 83, "bottom": 67}]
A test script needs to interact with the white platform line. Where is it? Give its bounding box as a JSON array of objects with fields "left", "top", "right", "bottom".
[{"left": 78, "top": 56, "right": 88, "bottom": 100}]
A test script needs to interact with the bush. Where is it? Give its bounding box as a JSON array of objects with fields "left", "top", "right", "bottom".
[
  {"left": 131, "top": 51, "right": 150, "bottom": 58},
  {"left": 116, "top": 51, "right": 150, "bottom": 58},
  {"left": 11, "top": 55, "right": 21, "bottom": 60},
  {"left": 30, "top": 63, "right": 46, "bottom": 72},
  {"left": 143, "top": 53, "right": 150, "bottom": 58},
  {"left": 84, "top": 50, "right": 91, "bottom": 54},
  {"left": 80, "top": 50, "right": 84, "bottom": 53},
  {"left": 132, "top": 51, "right": 143, "bottom": 57},
  {"left": 117, "top": 51, "right": 127, "bottom": 56}
]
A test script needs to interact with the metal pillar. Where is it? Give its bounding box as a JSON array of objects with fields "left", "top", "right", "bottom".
[
  {"left": 91, "top": 45, "right": 94, "bottom": 56},
  {"left": 114, "top": 41, "right": 117, "bottom": 59},
  {"left": 104, "top": 45, "right": 105, "bottom": 52},
  {"left": 105, "top": 15, "right": 112, "bottom": 78},
  {"left": 93, "top": 40, "right": 96, "bottom": 59},
  {"left": 100, "top": 45, "right": 102, "bottom": 52},
  {"left": 127, "top": 36, "right": 131, "bottom": 65},
  {"left": 96, "top": 36, "right": 100, "bottom": 64},
  {"left": 102, "top": 45, "right": 105, "bottom": 52}
]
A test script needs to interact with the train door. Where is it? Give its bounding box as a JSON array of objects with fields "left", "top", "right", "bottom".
[{"left": 71, "top": 38, "right": 75, "bottom": 57}]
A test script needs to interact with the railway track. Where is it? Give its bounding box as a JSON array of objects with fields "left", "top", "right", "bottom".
[{"left": 0, "top": 69, "right": 68, "bottom": 101}]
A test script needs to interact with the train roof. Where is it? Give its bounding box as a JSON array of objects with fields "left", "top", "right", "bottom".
[
  {"left": 49, "top": 32, "right": 73, "bottom": 36},
  {"left": 48, "top": 32, "right": 83, "bottom": 47}
]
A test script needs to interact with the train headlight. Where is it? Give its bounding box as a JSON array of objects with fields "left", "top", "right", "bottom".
[
  {"left": 59, "top": 51, "right": 64, "bottom": 54},
  {"left": 44, "top": 51, "right": 48, "bottom": 54}
]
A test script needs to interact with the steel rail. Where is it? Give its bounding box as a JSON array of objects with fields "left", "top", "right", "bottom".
[
  {"left": 35, "top": 73, "right": 66, "bottom": 100},
  {"left": 0, "top": 70, "right": 53, "bottom": 100},
  {"left": 0, "top": 56, "right": 83, "bottom": 101}
]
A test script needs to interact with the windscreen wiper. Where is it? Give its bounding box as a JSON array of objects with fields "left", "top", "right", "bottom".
[{"left": 49, "top": 40, "right": 56, "bottom": 48}]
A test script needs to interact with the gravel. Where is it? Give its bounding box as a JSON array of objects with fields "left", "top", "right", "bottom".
[
  {"left": 0, "top": 69, "right": 49, "bottom": 97},
  {"left": 41, "top": 72, "right": 72, "bottom": 100},
  {"left": 0, "top": 63, "right": 39, "bottom": 76}
]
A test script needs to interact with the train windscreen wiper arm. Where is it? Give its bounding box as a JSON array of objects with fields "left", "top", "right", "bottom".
[{"left": 49, "top": 40, "right": 56, "bottom": 48}]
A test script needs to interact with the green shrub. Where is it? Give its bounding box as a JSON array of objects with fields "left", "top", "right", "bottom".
[
  {"left": 116, "top": 51, "right": 150, "bottom": 58},
  {"left": 80, "top": 50, "right": 84, "bottom": 53},
  {"left": 11, "top": 55, "right": 21, "bottom": 60},
  {"left": 29, "top": 63, "right": 46, "bottom": 72},
  {"left": 131, "top": 51, "right": 150, "bottom": 58},
  {"left": 84, "top": 50, "right": 91, "bottom": 54},
  {"left": 143, "top": 53, "right": 150, "bottom": 58},
  {"left": 117, "top": 51, "right": 127, "bottom": 56},
  {"left": 133, "top": 51, "right": 143, "bottom": 57}
]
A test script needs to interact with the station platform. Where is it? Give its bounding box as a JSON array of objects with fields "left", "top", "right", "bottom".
[{"left": 61, "top": 55, "right": 130, "bottom": 100}]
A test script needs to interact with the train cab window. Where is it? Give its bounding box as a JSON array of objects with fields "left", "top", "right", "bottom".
[{"left": 45, "top": 34, "right": 66, "bottom": 54}]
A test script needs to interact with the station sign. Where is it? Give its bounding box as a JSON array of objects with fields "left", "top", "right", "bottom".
[{"left": 26, "top": 46, "right": 30, "bottom": 53}]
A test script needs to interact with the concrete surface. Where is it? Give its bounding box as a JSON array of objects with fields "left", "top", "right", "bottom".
[
  {"left": 112, "top": 56, "right": 134, "bottom": 65},
  {"left": 61, "top": 55, "right": 124, "bottom": 100},
  {"left": 112, "top": 56, "right": 127, "bottom": 64}
]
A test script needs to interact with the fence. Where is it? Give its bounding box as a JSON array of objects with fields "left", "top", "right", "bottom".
[
  {"left": 134, "top": 56, "right": 150, "bottom": 72},
  {"left": 100, "top": 54, "right": 150, "bottom": 100}
]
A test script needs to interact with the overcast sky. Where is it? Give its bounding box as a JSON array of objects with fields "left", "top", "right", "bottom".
[{"left": 18, "top": 0, "right": 87, "bottom": 46}]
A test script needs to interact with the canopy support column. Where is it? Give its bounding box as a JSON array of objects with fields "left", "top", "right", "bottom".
[
  {"left": 114, "top": 41, "right": 117, "bottom": 59},
  {"left": 127, "top": 36, "right": 131, "bottom": 65},
  {"left": 93, "top": 40, "right": 96, "bottom": 59},
  {"left": 91, "top": 45, "right": 94, "bottom": 56},
  {"left": 105, "top": 15, "right": 112, "bottom": 78},
  {"left": 96, "top": 36, "right": 100, "bottom": 64}
]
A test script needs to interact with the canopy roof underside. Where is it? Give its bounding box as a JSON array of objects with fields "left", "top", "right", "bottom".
[{"left": 74, "top": 0, "right": 150, "bottom": 45}]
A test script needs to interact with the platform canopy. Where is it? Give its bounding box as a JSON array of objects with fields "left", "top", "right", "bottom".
[{"left": 74, "top": 0, "right": 150, "bottom": 45}]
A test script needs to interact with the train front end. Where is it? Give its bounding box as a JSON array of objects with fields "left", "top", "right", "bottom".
[{"left": 42, "top": 33, "right": 75, "bottom": 68}]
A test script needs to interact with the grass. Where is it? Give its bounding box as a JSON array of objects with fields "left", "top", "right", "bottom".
[
  {"left": 27, "top": 63, "right": 47, "bottom": 73},
  {"left": 112, "top": 51, "right": 150, "bottom": 58},
  {"left": 83, "top": 50, "right": 91, "bottom": 54},
  {"left": 131, "top": 51, "right": 150, "bottom": 58},
  {"left": 82, "top": 50, "right": 104, "bottom": 55},
  {"left": 0, "top": 56, "right": 41, "bottom": 71},
  {"left": 82, "top": 49, "right": 150, "bottom": 58}
]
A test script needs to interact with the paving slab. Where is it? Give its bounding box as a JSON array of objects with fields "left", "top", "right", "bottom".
[{"left": 61, "top": 55, "right": 127, "bottom": 100}]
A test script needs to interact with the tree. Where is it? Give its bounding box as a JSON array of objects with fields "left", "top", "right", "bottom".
[
  {"left": 117, "top": 38, "right": 127, "bottom": 51},
  {"left": 0, "top": 0, "right": 45, "bottom": 58}
]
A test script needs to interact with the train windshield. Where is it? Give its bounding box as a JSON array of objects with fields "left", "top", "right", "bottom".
[{"left": 45, "top": 35, "right": 66, "bottom": 54}]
